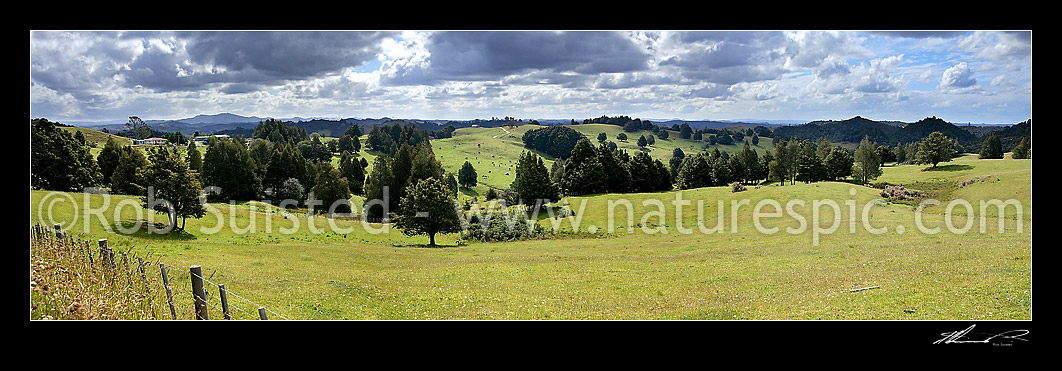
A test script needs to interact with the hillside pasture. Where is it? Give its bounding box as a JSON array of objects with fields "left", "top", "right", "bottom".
[{"left": 29, "top": 152, "right": 1031, "bottom": 320}]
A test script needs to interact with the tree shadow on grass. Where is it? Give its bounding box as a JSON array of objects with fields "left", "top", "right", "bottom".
[
  {"left": 922, "top": 164, "right": 973, "bottom": 172},
  {"left": 390, "top": 239, "right": 463, "bottom": 248},
  {"left": 115, "top": 219, "right": 198, "bottom": 241}
]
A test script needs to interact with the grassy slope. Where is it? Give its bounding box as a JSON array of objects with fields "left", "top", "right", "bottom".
[
  {"left": 29, "top": 152, "right": 1031, "bottom": 320},
  {"left": 429, "top": 124, "right": 775, "bottom": 200}
]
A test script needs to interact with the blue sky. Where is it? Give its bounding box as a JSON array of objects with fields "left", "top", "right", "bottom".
[{"left": 29, "top": 30, "right": 1032, "bottom": 125}]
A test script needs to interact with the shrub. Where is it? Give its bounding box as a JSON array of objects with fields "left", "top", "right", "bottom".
[
  {"left": 880, "top": 185, "right": 927, "bottom": 201},
  {"left": 463, "top": 209, "right": 545, "bottom": 242}
]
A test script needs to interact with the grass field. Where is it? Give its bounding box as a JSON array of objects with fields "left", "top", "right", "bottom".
[
  {"left": 429, "top": 124, "right": 775, "bottom": 201},
  {"left": 29, "top": 149, "right": 1032, "bottom": 320}
]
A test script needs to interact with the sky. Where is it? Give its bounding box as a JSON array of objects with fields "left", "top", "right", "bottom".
[{"left": 29, "top": 30, "right": 1032, "bottom": 125}]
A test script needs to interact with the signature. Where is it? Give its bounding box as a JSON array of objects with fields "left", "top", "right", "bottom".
[{"left": 934, "top": 324, "right": 1029, "bottom": 345}]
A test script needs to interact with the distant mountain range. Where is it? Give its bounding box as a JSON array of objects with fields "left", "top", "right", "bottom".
[
  {"left": 773, "top": 116, "right": 1031, "bottom": 152},
  {"left": 66, "top": 113, "right": 1030, "bottom": 152}
]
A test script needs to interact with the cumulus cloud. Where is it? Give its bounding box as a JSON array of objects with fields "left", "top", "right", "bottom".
[
  {"left": 29, "top": 30, "right": 1031, "bottom": 124},
  {"left": 939, "top": 62, "right": 978, "bottom": 91}
]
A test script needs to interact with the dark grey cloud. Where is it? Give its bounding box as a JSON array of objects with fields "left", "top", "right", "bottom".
[
  {"left": 660, "top": 31, "right": 789, "bottom": 85},
  {"left": 32, "top": 31, "right": 396, "bottom": 97},
  {"left": 424, "top": 31, "right": 650, "bottom": 81},
  {"left": 181, "top": 31, "right": 393, "bottom": 81}
]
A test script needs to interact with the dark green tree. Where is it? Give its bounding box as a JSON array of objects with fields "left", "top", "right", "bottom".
[
  {"left": 297, "top": 136, "right": 332, "bottom": 162},
  {"left": 264, "top": 142, "right": 308, "bottom": 193},
  {"left": 458, "top": 161, "right": 478, "bottom": 189},
  {"left": 914, "top": 131, "right": 956, "bottom": 168},
  {"left": 247, "top": 138, "right": 273, "bottom": 179},
  {"left": 186, "top": 140, "right": 203, "bottom": 174},
  {"left": 110, "top": 146, "right": 148, "bottom": 195},
  {"left": 394, "top": 177, "right": 462, "bottom": 246},
  {"left": 668, "top": 148, "right": 686, "bottom": 182},
  {"left": 675, "top": 152, "right": 712, "bottom": 190},
  {"left": 679, "top": 123, "right": 692, "bottom": 139},
  {"left": 73, "top": 130, "right": 87, "bottom": 146},
  {"left": 338, "top": 124, "right": 363, "bottom": 153},
  {"left": 363, "top": 156, "right": 394, "bottom": 219},
  {"left": 597, "top": 143, "right": 630, "bottom": 193},
  {"left": 511, "top": 151, "right": 560, "bottom": 204},
  {"left": 561, "top": 139, "right": 605, "bottom": 196},
  {"left": 391, "top": 142, "right": 414, "bottom": 206},
  {"left": 407, "top": 142, "right": 445, "bottom": 186},
  {"left": 796, "top": 146, "right": 827, "bottom": 183},
  {"left": 823, "top": 146, "right": 853, "bottom": 181},
  {"left": 142, "top": 145, "right": 205, "bottom": 231},
  {"left": 96, "top": 137, "right": 123, "bottom": 185},
  {"left": 202, "top": 137, "right": 260, "bottom": 200},
  {"left": 637, "top": 135, "right": 648, "bottom": 148},
  {"left": 853, "top": 136, "right": 882, "bottom": 184},
  {"left": 339, "top": 151, "right": 365, "bottom": 195},
  {"left": 979, "top": 134, "right": 1004, "bottom": 159},
  {"left": 1011, "top": 137, "right": 1030, "bottom": 159},
  {"left": 31, "top": 118, "right": 101, "bottom": 192},
  {"left": 309, "top": 162, "right": 351, "bottom": 216}
]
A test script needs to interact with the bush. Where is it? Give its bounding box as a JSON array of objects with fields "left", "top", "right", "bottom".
[
  {"left": 275, "top": 178, "right": 305, "bottom": 205},
  {"left": 879, "top": 185, "right": 927, "bottom": 201},
  {"left": 463, "top": 209, "right": 545, "bottom": 242},
  {"left": 731, "top": 182, "right": 747, "bottom": 193}
]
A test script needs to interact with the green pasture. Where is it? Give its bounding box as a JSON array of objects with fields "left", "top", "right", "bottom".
[{"left": 29, "top": 152, "right": 1031, "bottom": 320}]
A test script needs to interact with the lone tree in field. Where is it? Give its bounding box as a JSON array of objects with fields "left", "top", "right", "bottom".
[
  {"left": 394, "top": 177, "right": 462, "bottom": 246},
  {"left": 852, "top": 136, "right": 882, "bottom": 184},
  {"left": 143, "top": 145, "right": 205, "bottom": 231},
  {"left": 915, "top": 131, "right": 956, "bottom": 168},
  {"left": 458, "top": 161, "right": 478, "bottom": 189}
]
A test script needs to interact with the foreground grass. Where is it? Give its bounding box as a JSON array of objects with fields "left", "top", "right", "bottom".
[{"left": 29, "top": 154, "right": 1031, "bottom": 320}]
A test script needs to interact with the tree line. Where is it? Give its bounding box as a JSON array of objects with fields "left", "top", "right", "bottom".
[{"left": 31, "top": 117, "right": 373, "bottom": 231}]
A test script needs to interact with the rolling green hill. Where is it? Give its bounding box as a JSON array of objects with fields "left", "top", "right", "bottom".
[
  {"left": 29, "top": 153, "right": 1031, "bottom": 320},
  {"left": 428, "top": 124, "right": 775, "bottom": 200}
]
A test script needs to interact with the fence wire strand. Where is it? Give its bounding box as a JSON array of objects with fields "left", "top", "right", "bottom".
[{"left": 32, "top": 224, "right": 290, "bottom": 320}]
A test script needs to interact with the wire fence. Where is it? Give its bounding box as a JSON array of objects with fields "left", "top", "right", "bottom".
[{"left": 30, "top": 223, "right": 289, "bottom": 320}]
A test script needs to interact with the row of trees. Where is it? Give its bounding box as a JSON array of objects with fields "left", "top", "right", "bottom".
[
  {"left": 33, "top": 117, "right": 375, "bottom": 231},
  {"left": 980, "top": 134, "right": 1032, "bottom": 159}
]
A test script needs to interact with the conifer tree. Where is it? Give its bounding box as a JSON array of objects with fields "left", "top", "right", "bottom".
[
  {"left": 979, "top": 134, "right": 1004, "bottom": 159},
  {"left": 143, "top": 145, "right": 205, "bottom": 231},
  {"left": 853, "top": 136, "right": 882, "bottom": 184},
  {"left": 510, "top": 151, "right": 560, "bottom": 204}
]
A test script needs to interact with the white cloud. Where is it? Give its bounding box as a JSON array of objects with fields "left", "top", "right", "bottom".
[
  {"left": 28, "top": 30, "right": 1032, "bottom": 124},
  {"left": 938, "top": 62, "right": 979, "bottom": 92}
]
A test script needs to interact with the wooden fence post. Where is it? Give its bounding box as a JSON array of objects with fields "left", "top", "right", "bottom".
[
  {"left": 97, "top": 239, "right": 110, "bottom": 267},
  {"left": 54, "top": 224, "right": 63, "bottom": 240},
  {"left": 190, "top": 265, "right": 210, "bottom": 320},
  {"left": 159, "top": 263, "right": 178, "bottom": 319},
  {"left": 258, "top": 307, "right": 268, "bottom": 320},
  {"left": 219, "top": 284, "right": 231, "bottom": 320}
]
